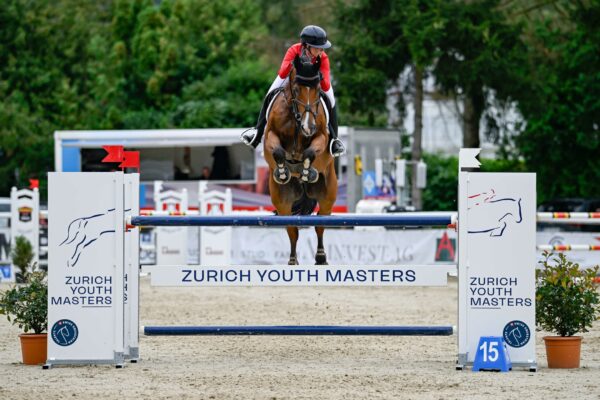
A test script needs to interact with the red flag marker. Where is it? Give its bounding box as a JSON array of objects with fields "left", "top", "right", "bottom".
[
  {"left": 102, "top": 146, "right": 124, "bottom": 163},
  {"left": 119, "top": 151, "right": 140, "bottom": 171}
]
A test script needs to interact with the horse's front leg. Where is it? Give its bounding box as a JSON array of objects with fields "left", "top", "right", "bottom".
[
  {"left": 267, "top": 171, "right": 300, "bottom": 265},
  {"left": 301, "top": 134, "right": 327, "bottom": 183},
  {"left": 265, "top": 130, "right": 291, "bottom": 184}
]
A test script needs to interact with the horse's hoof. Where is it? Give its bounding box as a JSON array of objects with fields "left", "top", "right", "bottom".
[
  {"left": 315, "top": 251, "right": 327, "bottom": 265},
  {"left": 301, "top": 167, "right": 319, "bottom": 183},
  {"left": 274, "top": 164, "right": 291, "bottom": 184},
  {"left": 288, "top": 257, "right": 299, "bottom": 265}
]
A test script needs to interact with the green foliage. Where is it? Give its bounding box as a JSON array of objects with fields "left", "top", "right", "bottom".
[
  {"left": 515, "top": 3, "right": 600, "bottom": 202},
  {"left": 421, "top": 154, "right": 527, "bottom": 211},
  {"left": 421, "top": 154, "right": 458, "bottom": 211},
  {"left": 10, "top": 236, "right": 34, "bottom": 282},
  {"left": 335, "top": 0, "right": 410, "bottom": 126},
  {"left": 536, "top": 252, "right": 600, "bottom": 337},
  {"left": 0, "top": 270, "right": 48, "bottom": 334},
  {"left": 0, "top": 0, "right": 272, "bottom": 195},
  {"left": 432, "top": 0, "right": 527, "bottom": 147},
  {"left": 479, "top": 157, "right": 527, "bottom": 173}
]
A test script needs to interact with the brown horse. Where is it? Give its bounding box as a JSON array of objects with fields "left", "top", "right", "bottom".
[{"left": 264, "top": 56, "right": 337, "bottom": 265}]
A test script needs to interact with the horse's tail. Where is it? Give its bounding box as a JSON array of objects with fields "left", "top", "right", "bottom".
[{"left": 292, "top": 185, "right": 317, "bottom": 215}]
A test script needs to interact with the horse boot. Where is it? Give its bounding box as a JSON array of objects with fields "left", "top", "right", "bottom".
[
  {"left": 272, "top": 147, "right": 292, "bottom": 184},
  {"left": 300, "top": 149, "right": 319, "bottom": 183},
  {"left": 273, "top": 162, "right": 292, "bottom": 184},
  {"left": 241, "top": 90, "right": 277, "bottom": 148},
  {"left": 328, "top": 105, "right": 345, "bottom": 157}
]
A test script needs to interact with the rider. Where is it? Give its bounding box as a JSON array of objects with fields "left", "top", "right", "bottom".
[{"left": 241, "top": 25, "right": 346, "bottom": 157}]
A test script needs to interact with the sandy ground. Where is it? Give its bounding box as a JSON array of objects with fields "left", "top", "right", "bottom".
[{"left": 1, "top": 276, "right": 599, "bottom": 400}]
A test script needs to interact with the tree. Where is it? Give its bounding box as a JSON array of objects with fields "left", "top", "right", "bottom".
[
  {"left": 335, "top": 0, "right": 410, "bottom": 127},
  {"left": 514, "top": 2, "right": 600, "bottom": 201},
  {"left": 433, "top": 0, "right": 527, "bottom": 148},
  {"left": 0, "top": 0, "right": 273, "bottom": 196},
  {"left": 401, "top": 0, "right": 445, "bottom": 209}
]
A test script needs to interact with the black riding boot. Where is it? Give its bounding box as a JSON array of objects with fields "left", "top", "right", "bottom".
[
  {"left": 328, "top": 105, "right": 345, "bottom": 157},
  {"left": 241, "top": 90, "right": 277, "bottom": 148}
]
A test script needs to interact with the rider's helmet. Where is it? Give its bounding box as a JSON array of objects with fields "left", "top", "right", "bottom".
[{"left": 300, "top": 25, "right": 332, "bottom": 49}]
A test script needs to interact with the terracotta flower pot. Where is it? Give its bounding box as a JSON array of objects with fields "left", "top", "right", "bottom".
[
  {"left": 543, "top": 336, "right": 582, "bottom": 368},
  {"left": 19, "top": 333, "right": 47, "bottom": 365}
]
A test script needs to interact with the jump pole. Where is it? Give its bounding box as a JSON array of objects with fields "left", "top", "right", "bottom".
[
  {"left": 143, "top": 325, "right": 454, "bottom": 336},
  {"left": 128, "top": 214, "right": 455, "bottom": 227}
]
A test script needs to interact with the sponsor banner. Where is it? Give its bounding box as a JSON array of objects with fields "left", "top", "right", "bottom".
[
  {"left": 148, "top": 265, "right": 454, "bottom": 287},
  {"left": 230, "top": 227, "right": 456, "bottom": 266}
]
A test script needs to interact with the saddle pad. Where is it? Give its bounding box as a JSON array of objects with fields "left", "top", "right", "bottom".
[{"left": 265, "top": 90, "right": 283, "bottom": 121}]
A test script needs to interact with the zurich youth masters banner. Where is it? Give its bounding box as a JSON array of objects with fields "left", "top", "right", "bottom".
[
  {"left": 47, "top": 173, "right": 126, "bottom": 366},
  {"left": 458, "top": 169, "right": 536, "bottom": 369}
]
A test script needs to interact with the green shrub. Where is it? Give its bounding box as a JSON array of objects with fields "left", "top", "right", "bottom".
[
  {"left": 536, "top": 252, "right": 600, "bottom": 337},
  {"left": 10, "top": 236, "right": 34, "bottom": 282},
  {"left": 0, "top": 270, "right": 48, "bottom": 334}
]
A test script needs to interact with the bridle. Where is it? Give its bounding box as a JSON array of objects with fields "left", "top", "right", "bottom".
[{"left": 290, "top": 71, "right": 322, "bottom": 138}]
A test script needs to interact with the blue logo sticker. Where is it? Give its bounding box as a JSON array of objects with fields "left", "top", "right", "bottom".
[
  {"left": 0, "top": 264, "right": 11, "bottom": 279},
  {"left": 51, "top": 319, "right": 79, "bottom": 346},
  {"left": 503, "top": 320, "right": 530, "bottom": 348}
]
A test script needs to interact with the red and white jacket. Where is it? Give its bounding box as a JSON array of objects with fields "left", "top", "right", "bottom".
[{"left": 268, "top": 43, "right": 335, "bottom": 107}]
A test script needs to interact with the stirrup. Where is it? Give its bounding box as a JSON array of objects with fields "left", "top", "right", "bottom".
[
  {"left": 241, "top": 128, "right": 259, "bottom": 148},
  {"left": 329, "top": 138, "right": 346, "bottom": 157}
]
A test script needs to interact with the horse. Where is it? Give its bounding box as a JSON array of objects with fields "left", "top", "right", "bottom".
[{"left": 263, "top": 55, "right": 337, "bottom": 265}]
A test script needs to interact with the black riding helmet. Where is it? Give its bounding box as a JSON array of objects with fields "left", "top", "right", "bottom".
[{"left": 300, "top": 25, "right": 332, "bottom": 49}]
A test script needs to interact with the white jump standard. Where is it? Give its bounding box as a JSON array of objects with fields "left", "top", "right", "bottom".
[{"left": 46, "top": 148, "right": 537, "bottom": 371}]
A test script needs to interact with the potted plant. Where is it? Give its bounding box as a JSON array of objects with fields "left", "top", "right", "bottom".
[
  {"left": 0, "top": 268, "right": 48, "bottom": 365},
  {"left": 536, "top": 252, "right": 600, "bottom": 368},
  {"left": 10, "top": 236, "right": 34, "bottom": 283}
]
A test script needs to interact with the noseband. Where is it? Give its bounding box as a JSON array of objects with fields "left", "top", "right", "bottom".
[{"left": 291, "top": 74, "right": 321, "bottom": 137}]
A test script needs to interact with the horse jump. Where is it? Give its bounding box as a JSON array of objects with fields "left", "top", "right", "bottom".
[{"left": 45, "top": 148, "right": 537, "bottom": 371}]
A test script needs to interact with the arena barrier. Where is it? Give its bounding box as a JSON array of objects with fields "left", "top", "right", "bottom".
[{"left": 46, "top": 148, "right": 538, "bottom": 371}]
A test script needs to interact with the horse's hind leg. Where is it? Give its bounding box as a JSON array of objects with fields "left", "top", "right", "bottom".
[
  {"left": 314, "top": 194, "right": 335, "bottom": 265},
  {"left": 314, "top": 225, "right": 327, "bottom": 265},
  {"left": 286, "top": 226, "right": 300, "bottom": 265}
]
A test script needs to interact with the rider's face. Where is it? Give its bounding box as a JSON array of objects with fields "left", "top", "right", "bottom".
[{"left": 308, "top": 46, "right": 324, "bottom": 58}]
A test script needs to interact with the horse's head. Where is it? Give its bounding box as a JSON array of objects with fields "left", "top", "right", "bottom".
[{"left": 290, "top": 55, "right": 323, "bottom": 138}]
